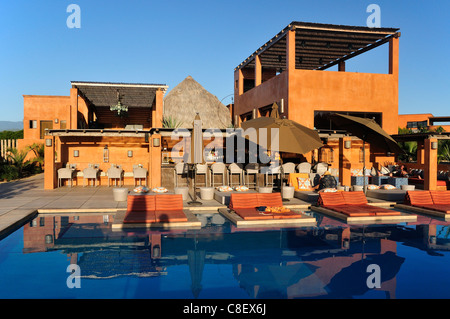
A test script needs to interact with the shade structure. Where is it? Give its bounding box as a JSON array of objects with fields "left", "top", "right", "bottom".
[
  {"left": 241, "top": 103, "right": 323, "bottom": 155},
  {"left": 187, "top": 113, "right": 205, "bottom": 205},
  {"left": 330, "top": 113, "right": 404, "bottom": 191},
  {"left": 241, "top": 103, "right": 323, "bottom": 199}
]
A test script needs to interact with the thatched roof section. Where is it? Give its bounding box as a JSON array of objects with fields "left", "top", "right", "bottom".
[{"left": 163, "top": 76, "right": 232, "bottom": 129}]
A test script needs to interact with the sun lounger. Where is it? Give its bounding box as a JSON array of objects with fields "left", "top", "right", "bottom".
[
  {"left": 311, "top": 191, "right": 416, "bottom": 224},
  {"left": 219, "top": 192, "right": 316, "bottom": 227},
  {"left": 394, "top": 191, "right": 450, "bottom": 220},
  {"left": 124, "top": 194, "right": 188, "bottom": 223}
]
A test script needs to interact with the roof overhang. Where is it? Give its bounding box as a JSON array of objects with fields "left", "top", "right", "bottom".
[
  {"left": 71, "top": 81, "right": 169, "bottom": 108},
  {"left": 392, "top": 132, "right": 450, "bottom": 142},
  {"left": 235, "top": 21, "right": 400, "bottom": 71}
]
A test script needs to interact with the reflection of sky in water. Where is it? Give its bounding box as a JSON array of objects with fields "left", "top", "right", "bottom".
[{"left": 0, "top": 218, "right": 449, "bottom": 299}]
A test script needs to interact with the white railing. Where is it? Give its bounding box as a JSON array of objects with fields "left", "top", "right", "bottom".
[{"left": 0, "top": 139, "right": 18, "bottom": 161}]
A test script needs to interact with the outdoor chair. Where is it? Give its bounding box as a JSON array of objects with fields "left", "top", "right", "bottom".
[
  {"left": 107, "top": 165, "right": 124, "bottom": 187},
  {"left": 57, "top": 167, "right": 76, "bottom": 187},
  {"left": 194, "top": 164, "right": 209, "bottom": 188},
  {"left": 260, "top": 164, "right": 281, "bottom": 187},
  {"left": 315, "top": 162, "right": 328, "bottom": 175},
  {"left": 210, "top": 162, "right": 226, "bottom": 187},
  {"left": 228, "top": 163, "right": 244, "bottom": 187},
  {"left": 174, "top": 162, "right": 188, "bottom": 187},
  {"left": 133, "top": 166, "right": 148, "bottom": 186},
  {"left": 281, "top": 162, "right": 296, "bottom": 185},
  {"left": 82, "top": 166, "right": 99, "bottom": 187},
  {"left": 244, "top": 163, "right": 259, "bottom": 188},
  {"left": 297, "top": 162, "right": 312, "bottom": 173}
]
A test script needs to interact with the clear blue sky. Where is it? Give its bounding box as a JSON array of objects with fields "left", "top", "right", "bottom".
[{"left": 0, "top": 0, "right": 449, "bottom": 122}]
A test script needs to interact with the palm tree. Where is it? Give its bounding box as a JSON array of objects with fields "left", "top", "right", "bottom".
[
  {"left": 438, "top": 142, "right": 450, "bottom": 163},
  {"left": 398, "top": 141, "right": 417, "bottom": 162},
  {"left": 27, "top": 143, "right": 44, "bottom": 169},
  {"left": 5, "top": 147, "right": 33, "bottom": 177}
]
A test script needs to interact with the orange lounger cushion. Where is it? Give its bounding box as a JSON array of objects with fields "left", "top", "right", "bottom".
[
  {"left": 229, "top": 193, "right": 259, "bottom": 209},
  {"left": 155, "top": 194, "right": 184, "bottom": 210},
  {"left": 406, "top": 191, "right": 434, "bottom": 206},
  {"left": 272, "top": 210, "right": 301, "bottom": 219},
  {"left": 318, "top": 192, "right": 346, "bottom": 207},
  {"left": 233, "top": 208, "right": 273, "bottom": 220},
  {"left": 430, "top": 191, "right": 450, "bottom": 205},
  {"left": 416, "top": 204, "right": 450, "bottom": 214},
  {"left": 127, "top": 195, "right": 156, "bottom": 212},
  {"left": 257, "top": 193, "right": 283, "bottom": 207},
  {"left": 341, "top": 191, "right": 368, "bottom": 205}
]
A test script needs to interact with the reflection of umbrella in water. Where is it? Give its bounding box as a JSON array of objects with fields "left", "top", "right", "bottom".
[
  {"left": 241, "top": 103, "right": 323, "bottom": 199},
  {"left": 237, "top": 262, "right": 317, "bottom": 298},
  {"left": 330, "top": 113, "right": 404, "bottom": 192},
  {"left": 187, "top": 113, "right": 205, "bottom": 206},
  {"left": 325, "top": 251, "right": 405, "bottom": 298},
  {"left": 188, "top": 249, "right": 206, "bottom": 298}
]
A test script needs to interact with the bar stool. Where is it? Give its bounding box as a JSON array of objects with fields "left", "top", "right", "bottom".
[
  {"left": 133, "top": 166, "right": 148, "bottom": 186},
  {"left": 297, "top": 162, "right": 312, "bottom": 173},
  {"left": 281, "top": 162, "right": 296, "bottom": 185},
  {"left": 260, "top": 164, "right": 281, "bottom": 187},
  {"left": 210, "top": 162, "right": 227, "bottom": 187},
  {"left": 107, "top": 165, "right": 123, "bottom": 187},
  {"left": 174, "top": 162, "right": 188, "bottom": 187},
  {"left": 228, "top": 163, "right": 244, "bottom": 187},
  {"left": 195, "top": 164, "right": 209, "bottom": 188},
  {"left": 316, "top": 162, "right": 328, "bottom": 175},
  {"left": 244, "top": 163, "right": 259, "bottom": 188}
]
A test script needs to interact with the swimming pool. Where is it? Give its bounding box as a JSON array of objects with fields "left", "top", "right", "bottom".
[{"left": 0, "top": 212, "right": 449, "bottom": 299}]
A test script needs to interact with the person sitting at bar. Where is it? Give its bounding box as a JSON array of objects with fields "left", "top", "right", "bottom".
[{"left": 312, "top": 171, "right": 337, "bottom": 191}]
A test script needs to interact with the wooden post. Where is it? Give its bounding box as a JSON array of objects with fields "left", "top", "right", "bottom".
[
  {"left": 424, "top": 138, "right": 437, "bottom": 190},
  {"left": 70, "top": 88, "right": 78, "bottom": 129},
  {"left": 389, "top": 36, "right": 399, "bottom": 76},
  {"left": 286, "top": 29, "right": 296, "bottom": 72},
  {"left": 339, "top": 137, "right": 352, "bottom": 187},
  {"left": 44, "top": 136, "right": 56, "bottom": 189},
  {"left": 149, "top": 133, "right": 162, "bottom": 188},
  {"left": 255, "top": 54, "right": 262, "bottom": 87}
]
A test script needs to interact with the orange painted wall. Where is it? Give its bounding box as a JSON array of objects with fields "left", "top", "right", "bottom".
[
  {"left": 234, "top": 68, "right": 398, "bottom": 135},
  {"left": 22, "top": 95, "right": 71, "bottom": 140},
  {"left": 56, "top": 136, "right": 151, "bottom": 186},
  {"left": 286, "top": 69, "right": 399, "bottom": 135},
  {"left": 234, "top": 70, "right": 288, "bottom": 116},
  {"left": 398, "top": 113, "right": 432, "bottom": 129}
]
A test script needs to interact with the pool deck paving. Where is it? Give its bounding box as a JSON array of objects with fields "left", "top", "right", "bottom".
[
  {"left": 0, "top": 173, "right": 402, "bottom": 237},
  {"left": 0, "top": 173, "right": 312, "bottom": 236}
]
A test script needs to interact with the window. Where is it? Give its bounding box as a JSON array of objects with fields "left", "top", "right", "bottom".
[
  {"left": 40, "top": 120, "right": 53, "bottom": 139},
  {"left": 406, "top": 121, "right": 427, "bottom": 129},
  {"left": 60, "top": 120, "right": 67, "bottom": 130},
  {"left": 29, "top": 120, "right": 37, "bottom": 129}
]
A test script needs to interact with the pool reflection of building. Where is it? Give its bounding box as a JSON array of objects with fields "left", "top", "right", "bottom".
[{"left": 22, "top": 214, "right": 450, "bottom": 298}]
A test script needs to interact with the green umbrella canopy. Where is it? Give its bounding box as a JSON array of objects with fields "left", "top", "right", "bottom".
[
  {"left": 240, "top": 103, "right": 323, "bottom": 155},
  {"left": 330, "top": 113, "right": 404, "bottom": 154}
]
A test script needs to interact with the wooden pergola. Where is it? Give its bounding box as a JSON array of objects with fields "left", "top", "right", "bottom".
[
  {"left": 235, "top": 21, "right": 400, "bottom": 72},
  {"left": 71, "top": 81, "right": 168, "bottom": 108}
]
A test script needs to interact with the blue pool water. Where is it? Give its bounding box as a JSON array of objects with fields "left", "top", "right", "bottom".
[{"left": 0, "top": 212, "right": 449, "bottom": 299}]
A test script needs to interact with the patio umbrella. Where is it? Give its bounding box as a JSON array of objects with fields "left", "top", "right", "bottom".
[
  {"left": 330, "top": 113, "right": 404, "bottom": 192},
  {"left": 187, "top": 113, "right": 204, "bottom": 205},
  {"left": 241, "top": 103, "right": 323, "bottom": 199}
]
